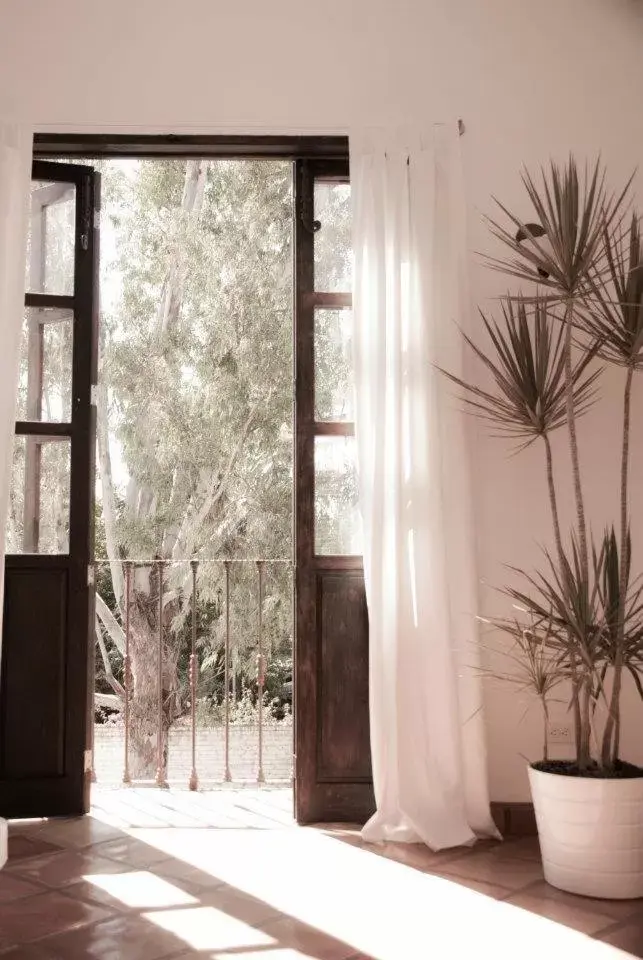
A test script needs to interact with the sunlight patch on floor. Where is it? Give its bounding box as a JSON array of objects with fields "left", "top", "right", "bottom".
[
  {"left": 115, "top": 826, "right": 628, "bottom": 960},
  {"left": 83, "top": 870, "right": 198, "bottom": 909},
  {"left": 143, "top": 905, "right": 277, "bottom": 952}
]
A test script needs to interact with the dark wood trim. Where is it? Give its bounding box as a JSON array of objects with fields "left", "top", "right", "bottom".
[
  {"left": 306, "top": 293, "right": 352, "bottom": 309},
  {"left": 490, "top": 802, "right": 538, "bottom": 837},
  {"left": 33, "top": 134, "right": 349, "bottom": 161},
  {"left": 25, "top": 293, "right": 75, "bottom": 311},
  {"left": 14, "top": 421, "right": 72, "bottom": 438},
  {"left": 4, "top": 555, "right": 70, "bottom": 569},
  {"left": 314, "top": 421, "right": 355, "bottom": 437},
  {"left": 313, "top": 555, "right": 363, "bottom": 570},
  {"left": 32, "top": 158, "right": 96, "bottom": 185},
  {"left": 69, "top": 167, "right": 100, "bottom": 813},
  {"left": 294, "top": 159, "right": 316, "bottom": 822}
]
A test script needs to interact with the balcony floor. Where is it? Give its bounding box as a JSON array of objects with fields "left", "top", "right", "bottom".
[{"left": 0, "top": 787, "right": 641, "bottom": 958}]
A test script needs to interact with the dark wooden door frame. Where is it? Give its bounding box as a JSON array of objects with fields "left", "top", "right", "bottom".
[
  {"left": 0, "top": 160, "right": 99, "bottom": 818},
  {"left": 25, "top": 138, "right": 371, "bottom": 824},
  {"left": 294, "top": 159, "right": 374, "bottom": 823},
  {"left": 33, "top": 134, "right": 349, "bottom": 161}
]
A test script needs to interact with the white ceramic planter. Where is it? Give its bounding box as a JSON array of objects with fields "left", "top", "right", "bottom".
[
  {"left": 529, "top": 764, "right": 643, "bottom": 899},
  {"left": 0, "top": 818, "right": 6, "bottom": 870}
]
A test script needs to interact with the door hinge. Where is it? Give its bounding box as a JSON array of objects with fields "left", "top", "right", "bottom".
[
  {"left": 94, "top": 208, "right": 101, "bottom": 231},
  {"left": 90, "top": 384, "right": 98, "bottom": 406},
  {"left": 84, "top": 750, "right": 93, "bottom": 772},
  {"left": 88, "top": 565, "right": 95, "bottom": 587}
]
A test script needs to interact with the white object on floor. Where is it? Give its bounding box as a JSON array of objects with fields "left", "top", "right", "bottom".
[
  {"left": 351, "top": 125, "right": 497, "bottom": 850},
  {"left": 529, "top": 764, "right": 643, "bottom": 899},
  {"left": 0, "top": 817, "right": 7, "bottom": 869}
]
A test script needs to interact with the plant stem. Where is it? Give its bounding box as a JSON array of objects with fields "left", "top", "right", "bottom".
[
  {"left": 601, "top": 363, "right": 634, "bottom": 768},
  {"left": 543, "top": 432, "right": 564, "bottom": 568},
  {"left": 543, "top": 430, "right": 582, "bottom": 757},
  {"left": 564, "top": 299, "right": 591, "bottom": 768},
  {"left": 564, "top": 300, "right": 588, "bottom": 581}
]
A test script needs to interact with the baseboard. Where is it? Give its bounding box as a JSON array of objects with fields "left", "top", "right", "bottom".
[{"left": 490, "top": 801, "right": 537, "bottom": 837}]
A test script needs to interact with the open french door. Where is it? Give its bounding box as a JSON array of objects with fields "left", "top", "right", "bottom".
[
  {"left": 0, "top": 160, "right": 99, "bottom": 818},
  {"left": 294, "top": 159, "right": 375, "bottom": 823}
]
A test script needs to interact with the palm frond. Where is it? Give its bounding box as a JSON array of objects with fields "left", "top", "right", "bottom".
[
  {"left": 439, "top": 296, "right": 601, "bottom": 442},
  {"left": 580, "top": 214, "right": 643, "bottom": 367},
  {"left": 484, "top": 158, "right": 633, "bottom": 298}
]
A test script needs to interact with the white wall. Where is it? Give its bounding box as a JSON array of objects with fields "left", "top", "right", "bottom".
[{"left": 2, "top": 0, "right": 643, "bottom": 801}]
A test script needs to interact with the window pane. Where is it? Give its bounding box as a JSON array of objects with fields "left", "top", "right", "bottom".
[
  {"left": 315, "top": 436, "right": 362, "bottom": 555},
  {"left": 6, "top": 436, "right": 71, "bottom": 554},
  {"left": 314, "top": 181, "right": 352, "bottom": 292},
  {"left": 315, "top": 308, "right": 354, "bottom": 422},
  {"left": 26, "top": 180, "right": 76, "bottom": 296},
  {"left": 16, "top": 308, "right": 73, "bottom": 422}
]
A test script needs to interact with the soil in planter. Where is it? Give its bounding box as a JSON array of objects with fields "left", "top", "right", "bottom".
[{"left": 532, "top": 759, "right": 643, "bottom": 779}]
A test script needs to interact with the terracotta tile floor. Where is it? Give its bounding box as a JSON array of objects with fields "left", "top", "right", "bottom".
[{"left": 0, "top": 788, "right": 641, "bottom": 958}]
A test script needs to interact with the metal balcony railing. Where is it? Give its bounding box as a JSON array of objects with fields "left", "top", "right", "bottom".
[{"left": 91, "top": 558, "right": 293, "bottom": 789}]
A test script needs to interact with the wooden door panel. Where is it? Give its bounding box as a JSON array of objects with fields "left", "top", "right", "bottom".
[
  {"left": 317, "top": 571, "right": 371, "bottom": 782},
  {"left": 0, "top": 565, "right": 67, "bottom": 779}
]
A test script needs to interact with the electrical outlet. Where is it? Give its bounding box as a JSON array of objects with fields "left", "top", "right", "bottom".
[{"left": 548, "top": 722, "right": 573, "bottom": 745}]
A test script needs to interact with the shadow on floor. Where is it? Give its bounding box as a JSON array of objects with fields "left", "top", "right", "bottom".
[{"left": 0, "top": 789, "right": 641, "bottom": 959}]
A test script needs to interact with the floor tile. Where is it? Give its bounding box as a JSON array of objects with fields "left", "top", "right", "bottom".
[
  {"left": 142, "top": 904, "right": 277, "bottom": 954},
  {"left": 152, "top": 856, "right": 227, "bottom": 893},
  {"left": 34, "top": 818, "right": 123, "bottom": 850},
  {"left": 0, "top": 871, "right": 46, "bottom": 904},
  {"left": 0, "top": 890, "right": 110, "bottom": 944},
  {"left": 0, "top": 945, "right": 54, "bottom": 959},
  {"left": 260, "top": 916, "right": 361, "bottom": 960},
  {"left": 37, "top": 913, "right": 185, "bottom": 960},
  {"left": 519, "top": 880, "right": 643, "bottom": 923},
  {"left": 8, "top": 850, "right": 129, "bottom": 888},
  {"left": 428, "top": 870, "right": 514, "bottom": 899},
  {"left": 364, "top": 839, "right": 469, "bottom": 871},
  {"left": 490, "top": 836, "right": 542, "bottom": 862},
  {"left": 7, "top": 836, "right": 63, "bottom": 863},
  {"left": 504, "top": 887, "right": 615, "bottom": 935},
  {"left": 598, "top": 917, "right": 643, "bottom": 958},
  {"left": 93, "top": 837, "right": 172, "bottom": 869},
  {"left": 438, "top": 848, "right": 544, "bottom": 889},
  {"left": 198, "top": 886, "right": 283, "bottom": 926}
]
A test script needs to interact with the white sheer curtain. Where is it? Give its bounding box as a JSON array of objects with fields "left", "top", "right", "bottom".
[
  {"left": 0, "top": 124, "right": 31, "bottom": 624},
  {"left": 351, "top": 125, "right": 498, "bottom": 850}
]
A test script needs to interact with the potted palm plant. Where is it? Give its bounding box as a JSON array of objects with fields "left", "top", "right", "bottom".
[{"left": 443, "top": 158, "right": 643, "bottom": 899}]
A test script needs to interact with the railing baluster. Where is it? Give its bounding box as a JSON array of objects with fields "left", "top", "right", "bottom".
[
  {"left": 257, "top": 560, "right": 265, "bottom": 784},
  {"left": 156, "top": 559, "right": 169, "bottom": 788},
  {"left": 224, "top": 560, "right": 232, "bottom": 782},
  {"left": 123, "top": 562, "right": 132, "bottom": 785},
  {"left": 189, "top": 560, "right": 199, "bottom": 791}
]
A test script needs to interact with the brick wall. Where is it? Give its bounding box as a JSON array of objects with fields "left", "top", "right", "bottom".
[{"left": 93, "top": 724, "right": 293, "bottom": 786}]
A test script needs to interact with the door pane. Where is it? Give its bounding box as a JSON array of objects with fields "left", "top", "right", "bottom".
[
  {"left": 314, "top": 181, "right": 352, "bottom": 292},
  {"left": 26, "top": 181, "right": 76, "bottom": 296},
  {"left": 16, "top": 308, "right": 73, "bottom": 422},
  {"left": 315, "top": 308, "right": 354, "bottom": 422},
  {"left": 315, "top": 436, "right": 362, "bottom": 555},
  {"left": 6, "top": 436, "right": 71, "bottom": 554}
]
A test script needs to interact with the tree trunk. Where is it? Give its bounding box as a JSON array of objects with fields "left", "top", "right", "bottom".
[
  {"left": 127, "top": 565, "right": 181, "bottom": 780},
  {"left": 154, "top": 160, "right": 208, "bottom": 343},
  {"left": 96, "top": 381, "right": 124, "bottom": 606}
]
